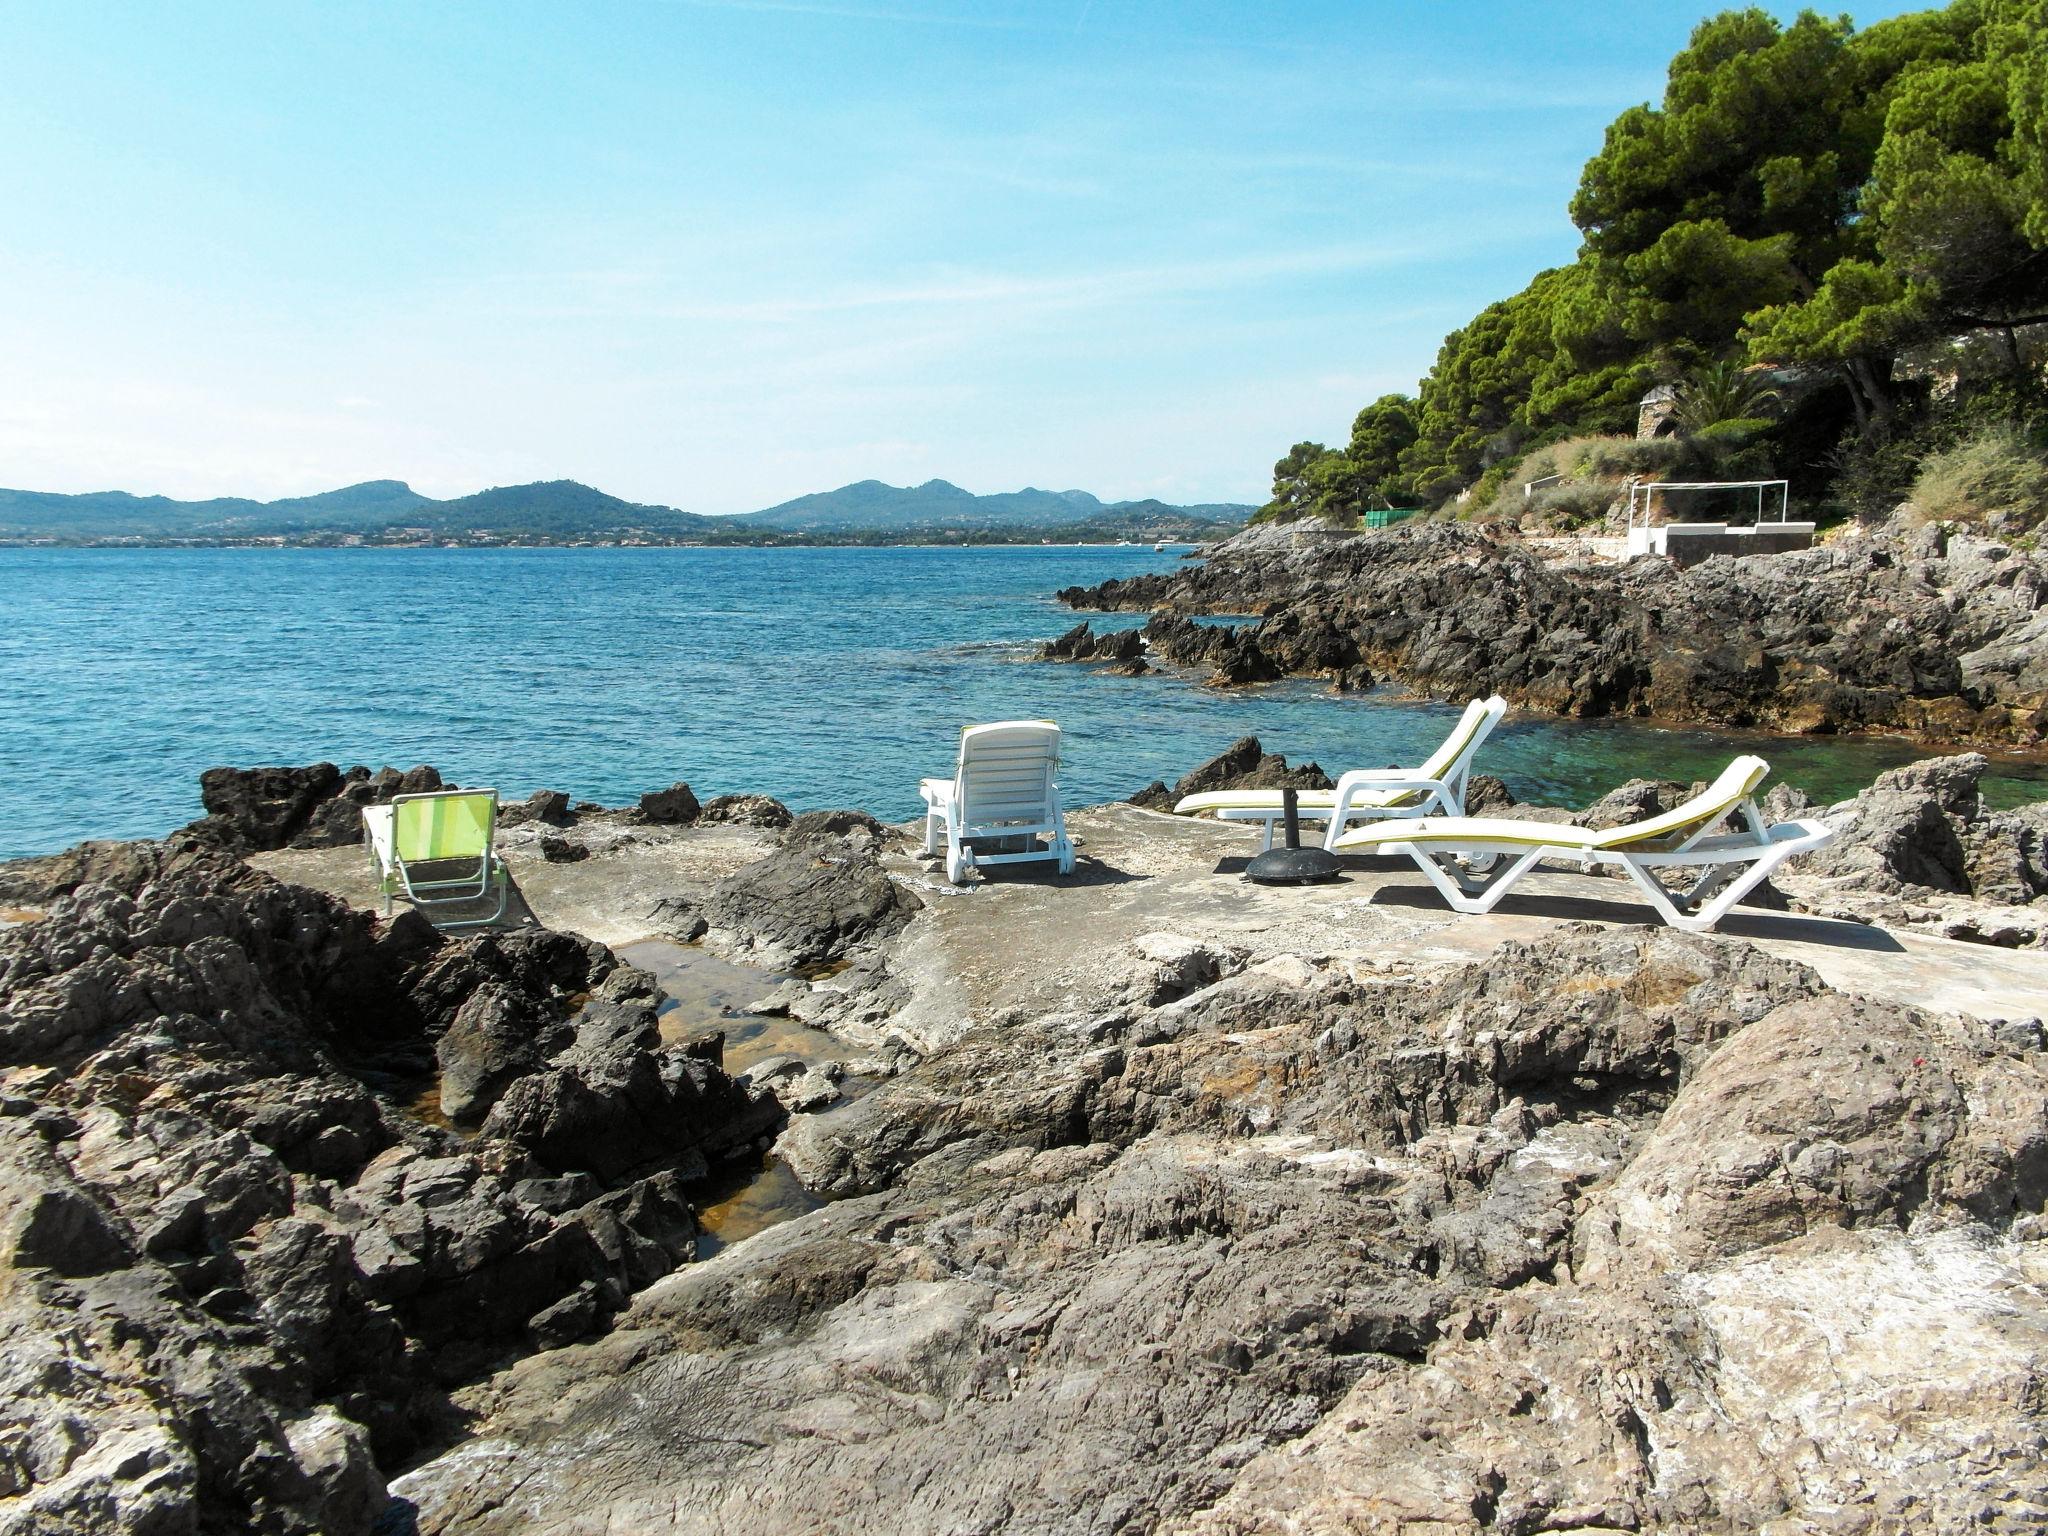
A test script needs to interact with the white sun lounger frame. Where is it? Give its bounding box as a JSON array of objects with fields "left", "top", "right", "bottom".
[
  {"left": 1333, "top": 756, "right": 1836, "bottom": 933},
  {"left": 1174, "top": 695, "right": 1506, "bottom": 851},
  {"left": 920, "top": 720, "right": 1076, "bottom": 885}
]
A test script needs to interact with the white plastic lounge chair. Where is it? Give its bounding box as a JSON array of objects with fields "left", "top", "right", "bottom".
[
  {"left": 362, "top": 788, "right": 509, "bottom": 929},
  {"left": 1330, "top": 755, "right": 1834, "bottom": 933},
  {"left": 1172, "top": 695, "right": 1507, "bottom": 851},
  {"left": 920, "top": 720, "right": 1076, "bottom": 885}
]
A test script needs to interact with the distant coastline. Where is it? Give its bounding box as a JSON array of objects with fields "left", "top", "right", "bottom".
[
  {"left": 0, "top": 474, "right": 1250, "bottom": 548},
  {"left": 0, "top": 528, "right": 1222, "bottom": 551}
]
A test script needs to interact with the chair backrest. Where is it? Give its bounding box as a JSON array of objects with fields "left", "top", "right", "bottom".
[
  {"left": 954, "top": 721, "right": 1061, "bottom": 829},
  {"left": 1386, "top": 695, "right": 1507, "bottom": 808},
  {"left": 1593, "top": 757, "right": 1770, "bottom": 850},
  {"left": 392, "top": 789, "right": 498, "bottom": 864}
]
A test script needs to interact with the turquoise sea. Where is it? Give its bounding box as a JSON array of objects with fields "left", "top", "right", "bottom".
[{"left": 2, "top": 544, "right": 2043, "bottom": 861}]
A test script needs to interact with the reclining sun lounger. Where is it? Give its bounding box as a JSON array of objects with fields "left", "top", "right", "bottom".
[
  {"left": 921, "top": 720, "right": 1076, "bottom": 885},
  {"left": 1329, "top": 754, "right": 1834, "bottom": 933},
  {"left": 1172, "top": 695, "right": 1507, "bottom": 850},
  {"left": 363, "top": 788, "right": 509, "bottom": 929}
]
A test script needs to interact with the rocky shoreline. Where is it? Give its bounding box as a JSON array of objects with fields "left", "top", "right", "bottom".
[
  {"left": 1046, "top": 520, "right": 2048, "bottom": 749},
  {"left": 3, "top": 757, "right": 2047, "bottom": 1532}
]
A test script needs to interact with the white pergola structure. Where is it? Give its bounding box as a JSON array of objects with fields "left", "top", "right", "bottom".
[{"left": 1624, "top": 478, "right": 1809, "bottom": 561}]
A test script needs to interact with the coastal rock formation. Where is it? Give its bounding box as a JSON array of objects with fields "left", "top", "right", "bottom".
[
  {"left": 497, "top": 789, "right": 572, "bottom": 828},
  {"left": 1054, "top": 521, "right": 2048, "bottom": 747},
  {"left": 637, "top": 781, "right": 702, "bottom": 824},
  {"left": 1041, "top": 616, "right": 1308, "bottom": 687},
  {"left": 0, "top": 838, "right": 185, "bottom": 906},
  {"left": 184, "top": 762, "right": 452, "bottom": 852},
  {"left": 781, "top": 807, "right": 892, "bottom": 853},
  {"left": 11, "top": 760, "right": 2048, "bottom": 1534},
  {"left": 703, "top": 840, "right": 922, "bottom": 969},
  {"left": 697, "top": 793, "right": 795, "bottom": 828},
  {"left": 1773, "top": 752, "right": 2048, "bottom": 946},
  {"left": 1129, "top": 735, "right": 1332, "bottom": 811},
  {"left": 178, "top": 763, "right": 581, "bottom": 856},
  {"left": 393, "top": 926, "right": 2048, "bottom": 1533},
  {"left": 1145, "top": 612, "right": 1290, "bottom": 686},
  {"left": 1040, "top": 620, "right": 1147, "bottom": 670},
  {"left": 0, "top": 840, "right": 777, "bottom": 1531}
]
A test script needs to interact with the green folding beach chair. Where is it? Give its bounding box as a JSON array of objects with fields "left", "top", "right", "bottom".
[{"left": 361, "top": 788, "right": 508, "bottom": 929}]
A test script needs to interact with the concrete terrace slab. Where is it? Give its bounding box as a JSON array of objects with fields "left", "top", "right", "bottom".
[
  {"left": 881, "top": 803, "right": 2047, "bottom": 1038},
  {"left": 253, "top": 800, "right": 2048, "bottom": 1039},
  {"left": 249, "top": 817, "right": 783, "bottom": 948}
]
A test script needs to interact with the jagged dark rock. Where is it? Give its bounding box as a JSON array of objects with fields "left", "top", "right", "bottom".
[
  {"left": 647, "top": 894, "right": 710, "bottom": 942},
  {"left": 193, "top": 762, "right": 346, "bottom": 850},
  {"left": 1137, "top": 613, "right": 1288, "bottom": 687},
  {"left": 1579, "top": 776, "right": 1694, "bottom": 829},
  {"left": 393, "top": 926, "right": 2048, "bottom": 1533},
  {"left": 1464, "top": 772, "right": 1517, "bottom": 813},
  {"left": 1055, "top": 522, "right": 2048, "bottom": 747},
  {"left": 179, "top": 762, "right": 451, "bottom": 853},
  {"left": 1127, "top": 779, "right": 1174, "bottom": 810},
  {"left": 0, "top": 837, "right": 179, "bottom": 905},
  {"left": 1774, "top": 753, "right": 2048, "bottom": 944},
  {"left": 698, "top": 793, "right": 795, "bottom": 828},
  {"left": 0, "top": 842, "right": 777, "bottom": 1529},
  {"left": 781, "top": 807, "right": 891, "bottom": 853},
  {"left": 480, "top": 998, "right": 782, "bottom": 1180},
  {"left": 499, "top": 789, "right": 574, "bottom": 829},
  {"left": 436, "top": 983, "right": 565, "bottom": 1122},
  {"left": 704, "top": 845, "right": 922, "bottom": 968},
  {"left": 1128, "top": 736, "right": 1333, "bottom": 811},
  {"left": 638, "top": 782, "right": 702, "bottom": 825},
  {"left": 1037, "top": 621, "right": 1155, "bottom": 676}
]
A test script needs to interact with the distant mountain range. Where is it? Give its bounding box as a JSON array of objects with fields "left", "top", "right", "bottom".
[
  {"left": 0, "top": 477, "right": 1251, "bottom": 546},
  {"left": 740, "top": 479, "right": 1252, "bottom": 534}
]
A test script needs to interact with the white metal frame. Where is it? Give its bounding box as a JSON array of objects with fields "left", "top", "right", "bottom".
[
  {"left": 1626, "top": 478, "right": 1791, "bottom": 536},
  {"left": 1333, "top": 761, "right": 1836, "bottom": 934},
  {"left": 1176, "top": 696, "right": 1507, "bottom": 851},
  {"left": 362, "top": 788, "right": 510, "bottom": 929}
]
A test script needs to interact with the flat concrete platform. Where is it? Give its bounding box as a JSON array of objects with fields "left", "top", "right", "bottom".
[{"left": 251, "top": 802, "right": 2048, "bottom": 1045}]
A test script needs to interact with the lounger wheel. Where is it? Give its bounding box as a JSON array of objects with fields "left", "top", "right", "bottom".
[{"left": 1457, "top": 852, "right": 1501, "bottom": 876}]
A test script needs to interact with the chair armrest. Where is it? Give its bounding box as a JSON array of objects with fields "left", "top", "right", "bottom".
[
  {"left": 361, "top": 804, "right": 396, "bottom": 874},
  {"left": 1332, "top": 769, "right": 1448, "bottom": 795}
]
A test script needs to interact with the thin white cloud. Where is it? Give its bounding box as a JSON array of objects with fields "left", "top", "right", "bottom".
[{"left": 498, "top": 231, "right": 1542, "bottom": 326}]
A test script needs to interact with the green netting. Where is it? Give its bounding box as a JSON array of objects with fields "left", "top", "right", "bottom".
[{"left": 393, "top": 793, "right": 494, "bottom": 862}]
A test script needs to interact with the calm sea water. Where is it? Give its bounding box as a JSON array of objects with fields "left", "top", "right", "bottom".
[{"left": 2, "top": 544, "right": 2042, "bottom": 861}]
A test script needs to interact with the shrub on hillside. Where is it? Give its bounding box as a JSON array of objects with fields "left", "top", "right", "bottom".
[
  {"left": 1570, "top": 434, "right": 1699, "bottom": 480},
  {"left": 1909, "top": 424, "right": 2048, "bottom": 537},
  {"left": 1466, "top": 426, "right": 1793, "bottom": 529},
  {"left": 1474, "top": 433, "right": 1738, "bottom": 524},
  {"left": 1521, "top": 482, "right": 1616, "bottom": 530}
]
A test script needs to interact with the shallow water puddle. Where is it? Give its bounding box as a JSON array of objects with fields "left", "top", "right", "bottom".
[
  {"left": 618, "top": 936, "right": 854, "bottom": 1080},
  {"left": 691, "top": 1154, "right": 827, "bottom": 1258},
  {"left": 615, "top": 936, "right": 855, "bottom": 1257},
  {"left": 407, "top": 1081, "right": 456, "bottom": 1132}
]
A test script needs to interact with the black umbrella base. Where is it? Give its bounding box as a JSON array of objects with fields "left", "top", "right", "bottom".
[{"left": 1243, "top": 845, "right": 1344, "bottom": 884}]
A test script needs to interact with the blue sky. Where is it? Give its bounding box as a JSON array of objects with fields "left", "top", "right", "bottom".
[{"left": 0, "top": 1, "right": 1923, "bottom": 512}]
